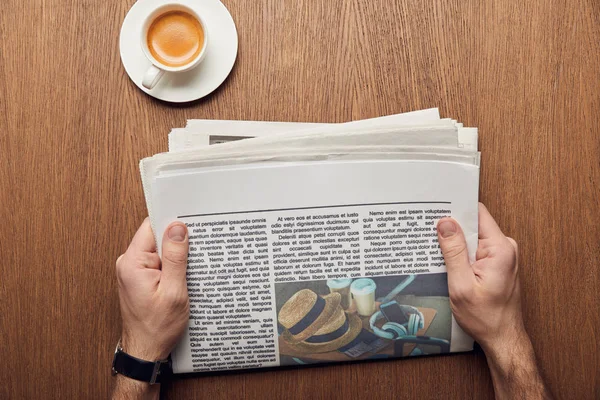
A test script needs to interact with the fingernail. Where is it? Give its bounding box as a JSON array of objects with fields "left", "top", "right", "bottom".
[
  {"left": 168, "top": 224, "right": 187, "bottom": 242},
  {"left": 438, "top": 220, "right": 457, "bottom": 238}
]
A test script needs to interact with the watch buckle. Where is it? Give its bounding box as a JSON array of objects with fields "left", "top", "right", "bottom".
[
  {"left": 150, "top": 360, "right": 168, "bottom": 385},
  {"left": 111, "top": 340, "right": 122, "bottom": 376}
]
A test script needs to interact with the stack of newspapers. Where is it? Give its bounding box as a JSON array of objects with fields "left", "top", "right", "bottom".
[{"left": 140, "top": 108, "right": 480, "bottom": 374}]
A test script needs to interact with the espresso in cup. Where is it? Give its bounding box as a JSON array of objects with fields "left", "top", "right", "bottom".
[
  {"left": 147, "top": 10, "right": 205, "bottom": 68},
  {"left": 140, "top": 4, "right": 209, "bottom": 90}
]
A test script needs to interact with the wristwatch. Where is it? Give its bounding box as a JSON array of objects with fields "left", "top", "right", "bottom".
[{"left": 111, "top": 340, "right": 172, "bottom": 384}]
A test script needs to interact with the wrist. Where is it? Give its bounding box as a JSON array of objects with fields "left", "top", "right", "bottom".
[
  {"left": 482, "top": 324, "right": 533, "bottom": 371},
  {"left": 121, "top": 332, "right": 170, "bottom": 361},
  {"left": 113, "top": 375, "right": 160, "bottom": 400},
  {"left": 480, "top": 325, "right": 553, "bottom": 399}
]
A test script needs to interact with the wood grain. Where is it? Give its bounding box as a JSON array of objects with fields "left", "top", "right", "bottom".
[{"left": 1, "top": 0, "right": 598, "bottom": 398}]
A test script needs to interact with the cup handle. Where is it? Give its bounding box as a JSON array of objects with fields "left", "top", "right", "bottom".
[{"left": 142, "top": 65, "right": 165, "bottom": 90}]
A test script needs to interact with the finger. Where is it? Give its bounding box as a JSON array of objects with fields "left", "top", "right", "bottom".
[
  {"left": 437, "top": 218, "right": 475, "bottom": 292},
  {"left": 475, "top": 245, "right": 489, "bottom": 261},
  {"left": 507, "top": 237, "right": 518, "bottom": 253},
  {"left": 159, "top": 222, "right": 189, "bottom": 292},
  {"left": 115, "top": 251, "right": 161, "bottom": 284},
  {"left": 135, "top": 252, "right": 161, "bottom": 270},
  {"left": 127, "top": 218, "right": 157, "bottom": 254},
  {"left": 507, "top": 237, "right": 519, "bottom": 264},
  {"left": 478, "top": 203, "right": 505, "bottom": 243}
]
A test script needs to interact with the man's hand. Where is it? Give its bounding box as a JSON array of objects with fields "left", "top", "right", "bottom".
[
  {"left": 437, "top": 203, "right": 553, "bottom": 400},
  {"left": 113, "top": 219, "right": 190, "bottom": 400},
  {"left": 437, "top": 203, "right": 523, "bottom": 352}
]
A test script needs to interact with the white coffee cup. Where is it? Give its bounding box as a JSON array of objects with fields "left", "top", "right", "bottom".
[
  {"left": 351, "top": 278, "right": 377, "bottom": 316},
  {"left": 140, "top": 3, "right": 209, "bottom": 90}
]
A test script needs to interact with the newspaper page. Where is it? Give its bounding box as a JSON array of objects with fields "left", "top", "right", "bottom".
[
  {"left": 150, "top": 159, "right": 478, "bottom": 373},
  {"left": 168, "top": 108, "right": 443, "bottom": 151}
]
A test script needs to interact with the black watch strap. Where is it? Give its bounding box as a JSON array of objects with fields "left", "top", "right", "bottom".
[{"left": 111, "top": 341, "right": 172, "bottom": 384}]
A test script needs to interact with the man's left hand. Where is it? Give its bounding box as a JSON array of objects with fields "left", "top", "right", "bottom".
[{"left": 115, "top": 218, "right": 190, "bottom": 361}]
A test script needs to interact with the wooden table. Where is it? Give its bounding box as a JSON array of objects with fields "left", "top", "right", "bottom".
[{"left": 1, "top": 0, "right": 598, "bottom": 398}]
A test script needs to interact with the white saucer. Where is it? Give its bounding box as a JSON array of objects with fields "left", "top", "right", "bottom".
[{"left": 120, "top": 0, "right": 238, "bottom": 103}]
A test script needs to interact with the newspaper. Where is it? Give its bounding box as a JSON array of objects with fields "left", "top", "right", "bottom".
[
  {"left": 168, "top": 108, "right": 476, "bottom": 152},
  {"left": 140, "top": 110, "right": 479, "bottom": 373}
]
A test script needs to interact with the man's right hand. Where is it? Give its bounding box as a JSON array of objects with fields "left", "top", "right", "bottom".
[
  {"left": 436, "top": 203, "right": 524, "bottom": 354},
  {"left": 437, "top": 203, "right": 553, "bottom": 400}
]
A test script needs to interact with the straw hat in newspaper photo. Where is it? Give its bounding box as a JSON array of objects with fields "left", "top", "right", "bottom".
[
  {"left": 277, "top": 289, "right": 341, "bottom": 343},
  {"left": 278, "top": 289, "right": 362, "bottom": 353}
]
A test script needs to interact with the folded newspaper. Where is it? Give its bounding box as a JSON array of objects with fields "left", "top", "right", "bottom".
[{"left": 140, "top": 108, "right": 480, "bottom": 373}]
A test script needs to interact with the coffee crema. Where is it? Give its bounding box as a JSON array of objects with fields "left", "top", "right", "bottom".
[{"left": 147, "top": 11, "right": 204, "bottom": 68}]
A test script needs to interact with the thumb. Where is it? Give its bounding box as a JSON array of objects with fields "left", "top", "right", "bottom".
[
  {"left": 160, "top": 222, "right": 189, "bottom": 291},
  {"left": 437, "top": 218, "right": 474, "bottom": 293}
]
